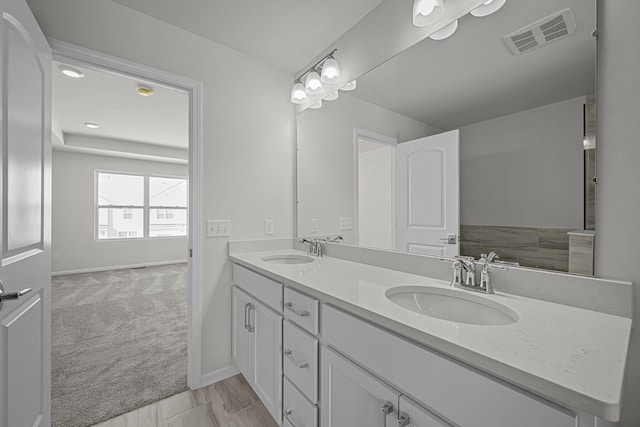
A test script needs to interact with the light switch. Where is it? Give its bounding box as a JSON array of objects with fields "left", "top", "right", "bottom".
[
  {"left": 207, "top": 220, "right": 231, "bottom": 237},
  {"left": 265, "top": 219, "right": 274, "bottom": 235},
  {"left": 339, "top": 218, "right": 353, "bottom": 230},
  {"left": 311, "top": 218, "right": 319, "bottom": 233}
]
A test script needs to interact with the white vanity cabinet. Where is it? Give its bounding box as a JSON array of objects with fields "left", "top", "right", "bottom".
[
  {"left": 322, "top": 304, "right": 577, "bottom": 427},
  {"left": 320, "top": 346, "right": 445, "bottom": 427},
  {"left": 231, "top": 265, "right": 283, "bottom": 424}
]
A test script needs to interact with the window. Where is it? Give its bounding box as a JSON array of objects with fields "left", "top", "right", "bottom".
[{"left": 96, "top": 172, "right": 187, "bottom": 240}]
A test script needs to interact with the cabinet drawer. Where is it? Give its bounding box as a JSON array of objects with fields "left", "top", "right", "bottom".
[
  {"left": 284, "top": 320, "right": 319, "bottom": 403},
  {"left": 232, "top": 264, "right": 283, "bottom": 311},
  {"left": 284, "top": 377, "right": 318, "bottom": 427},
  {"left": 322, "top": 304, "right": 577, "bottom": 427},
  {"left": 284, "top": 287, "right": 319, "bottom": 334}
]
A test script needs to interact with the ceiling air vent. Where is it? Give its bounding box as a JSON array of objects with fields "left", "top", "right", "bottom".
[{"left": 502, "top": 9, "right": 577, "bottom": 55}]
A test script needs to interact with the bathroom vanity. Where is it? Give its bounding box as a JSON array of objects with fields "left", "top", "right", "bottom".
[{"left": 229, "top": 241, "right": 631, "bottom": 427}]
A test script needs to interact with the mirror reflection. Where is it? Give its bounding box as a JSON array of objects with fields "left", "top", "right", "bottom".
[{"left": 297, "top": 0, "right": 596, "bottom": 274}]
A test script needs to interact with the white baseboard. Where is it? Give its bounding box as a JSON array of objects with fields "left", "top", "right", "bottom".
[
  {"left": 52, "top": 259, "right": 188, "bottom": 276},
  {"left": 198, "top": 365, "right": 240, "bottom": 389}
]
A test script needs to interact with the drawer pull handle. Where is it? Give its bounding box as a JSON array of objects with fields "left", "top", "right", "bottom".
[
  {"left": 398, "top": 413, "right": 410, "bottom": 427},
  {"left": 381, "top": 401, "right": 394, "bottom": 415},
  {"left": 284, "top": 302, "right": 309, "bottom": 317},
  {"left": 284, "top": 349, "right": 309, "bottom": 368},
  {"left": 285, "top": 408, "right": 293, "bottom": 416},
  {"left": 245, "top": 303, "right": 255, "bottom": 332}
]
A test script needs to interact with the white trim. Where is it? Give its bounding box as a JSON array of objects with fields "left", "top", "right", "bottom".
[
  {"left": 199, "top": 365, "right": 241, "bottom": 389},
  {"left": 49, "top": 39, "right": 204, "bottom": 389},
  {"left": 353, "top": 128, "right": 398, "bottom": 248},
  {"left": 51, "top": 259, "right": 188, "bottom": 276}
]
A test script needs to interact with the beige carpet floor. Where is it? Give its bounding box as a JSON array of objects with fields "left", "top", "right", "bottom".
[{"left": 51, "top": 263, "right": 188, "bottom": 427}]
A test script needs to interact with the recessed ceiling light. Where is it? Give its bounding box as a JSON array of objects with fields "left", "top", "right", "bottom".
[
  {"left": 137, "top": 86, "right": 154, "bottom": 97},
  {"left": 59, "top": 65, "right": 85, "bottom": 79},
  {"left": 84, "top": 122, "right": 100, "bottom": 129}
]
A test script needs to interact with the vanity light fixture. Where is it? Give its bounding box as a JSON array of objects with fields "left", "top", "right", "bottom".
[
  {"left": 290, "top": 81, "right": 308, "bottom": 104},
  {"left": 309, "top": 100, "right": 323, "bottom": 109},
  {"left": 291, "top": 48, "right": 343, "bottom": 105},
  {"left": 430, "top": 19, "right": 458, "bottom": 40},
  {"left": 324, "top": 91, "right": 339, "bottom": 101},
  {"left": 341, "top": 80, "right": 357, "bottom": 91},
  {"left": 59, "top": 65, "right": 85, "bottom": 79},
  {"left": 470, "top": 0, "right": 506, "bottom": 17},
  {"left": 84, "top": 122, "right": 100, "bottom": 129},
  {"left": 413, "top": 0, "right": 445, "bottom": 27}
]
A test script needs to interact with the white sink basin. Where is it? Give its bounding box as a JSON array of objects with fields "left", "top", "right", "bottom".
[
  {"left": 386, "top": 285, "right": 518, "bottom": 326},
  {"left": 261, "top": 254, "right": 315, "bottom": 264}
]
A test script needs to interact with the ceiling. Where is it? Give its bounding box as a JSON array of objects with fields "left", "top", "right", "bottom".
[
  {"left": 108, "top": 0, "right": 386, "bottom": 73},
  {"left": 54, "top": 0, "right": 595, "bottom": 161},
  {"left": 351, "top": 0, "right": 595, "bottom": 130},
  {"left": 53, "top": 60, "right": 189, "bottom": 159}
]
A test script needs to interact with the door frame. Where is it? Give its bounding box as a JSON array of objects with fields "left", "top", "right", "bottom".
[
  {"left": 352, "top": 128, "right": 398, "bottom": 248},
  {"left": 49, "top": 39, "right": 204, "bottom": 388}
]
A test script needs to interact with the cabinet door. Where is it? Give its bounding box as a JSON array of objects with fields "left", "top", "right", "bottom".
[
  {"left": 321, "top": 347, "right": 399, "bottom": 427},
  {"left": 398, "top": 396, "right": 451, "bottom": 427},
  {"left": 232, "top": 286, "right": 253, "bottom": 379},
  {"left": 253, "top": 299, "right": 283, "bottom": 424}
]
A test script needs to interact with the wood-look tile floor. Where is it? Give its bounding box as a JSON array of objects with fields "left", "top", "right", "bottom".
[{"left": 91, "top": 374, "right": 278, "bottom": 427}]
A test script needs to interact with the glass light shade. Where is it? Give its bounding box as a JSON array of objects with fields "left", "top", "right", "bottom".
[
  {"left": 305, "top": 71, "right": 323, "bottom": 95},
  {"left": 341, "top": 80, "right": 357, "bottom": 91},
  {"left": 321, "top": 57, "right": 341, "bottom": 84},
  {"left": 413, "top": 0, "right": 444, "bottom": 27},
  {"left": 290, "top": 82, "right": 307, "bottom": 104},
  {"left": 470, "top": 0, "right": 506, "bottom": 17},
  {"left": 309, "top": 100, "right": 322, "bottom": 109},
  {"left": 429, "top": 19, "right": 458, "bottom": 40},
  {"left": 324, "top": 91, "right": 339, "bottom": 101}
]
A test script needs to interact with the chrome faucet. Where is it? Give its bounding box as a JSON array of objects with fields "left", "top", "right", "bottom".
[
  {"left": 447, "top": 253, "right": 513, "bottom": 294},
  {"left": 300, "top": 238, "right": 322, "bottom": 257},
  {"left": 456, "top": 256, "right": 477, "bottom": 287}
]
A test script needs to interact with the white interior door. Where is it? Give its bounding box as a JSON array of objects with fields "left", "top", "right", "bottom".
[
  {"left": 396, "top": 130, "right": 459, "bottom": 257},
  {"left": 0, "top": 1, "right": 51, "bottom": 426}
]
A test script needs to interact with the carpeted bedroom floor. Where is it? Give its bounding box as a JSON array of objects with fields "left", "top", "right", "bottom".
[{"left": 51, "top": 263, "right": 188, "bottom": 427}]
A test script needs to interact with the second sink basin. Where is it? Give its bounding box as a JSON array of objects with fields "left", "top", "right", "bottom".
[
  {"left": 261, "top": 254, "right": 315, "bottom": 264},
  {"left": 386, "top": 285, "right": 518, "bottom": 326}
]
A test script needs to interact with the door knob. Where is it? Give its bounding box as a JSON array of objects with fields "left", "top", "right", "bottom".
[
  {"left": 439, "top": 234, "right": 457, "bottom": 244},
  {"left": 0, "top": 280, "right": 32, "bottom": 310}
]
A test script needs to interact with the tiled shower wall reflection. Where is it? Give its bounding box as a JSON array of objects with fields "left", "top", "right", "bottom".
[{"left": 460, "top": 225, "right": 571, "bottom": 272}]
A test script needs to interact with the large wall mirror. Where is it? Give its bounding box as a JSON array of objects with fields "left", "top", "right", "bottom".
[{"left": 297, "top": 0, "right": 596, "bottom": 274}]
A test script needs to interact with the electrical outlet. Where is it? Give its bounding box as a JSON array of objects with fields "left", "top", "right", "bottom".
[
  {"left": 311, "top": 218, "right": 319, "bottom": 233},
  {"left": 207, "top": 220, "right": 231, "bottom": 237},
  {"left": 339, "top": 217, "right": 353, "bottom": 230},
  {"left": 52, "top": 253, "right": 60, "bottom": 261},
  {"left": 264, "top": 219, "right": 274, "bottom": 235}
]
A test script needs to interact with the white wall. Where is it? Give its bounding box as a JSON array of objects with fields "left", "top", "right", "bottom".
[
  {"left": 597, "top": 1, "right": 640, "bottom": 425},
  {"left": 52, "top": 149, "right": 188, "bottom": 274},
  {"left": 460, "top": 96, "right": 585, "bottom": 228},
  {"left": 297, "top": 92, "right": 439, "bottom": 241},
  {"left": 27, "top": 0, "right": 294, "bottom": 378},
  {"left": 358, "top": 144, "right": 393, "bottom": 249}
]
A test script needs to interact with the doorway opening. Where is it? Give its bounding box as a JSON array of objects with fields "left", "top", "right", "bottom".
[
  {"left": 354, "top": 129, "right": 397, "bottom": 250},
  {"left": 49, "top": 41, "right": 202, "bottom": 426}
]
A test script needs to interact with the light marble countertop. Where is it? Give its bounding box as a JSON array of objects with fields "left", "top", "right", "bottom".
[{"left": 229, "top": 249, "right": 631, "bottom": 422}]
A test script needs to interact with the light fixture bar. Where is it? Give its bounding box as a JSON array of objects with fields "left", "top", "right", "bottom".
[{"left": 293, "top": 48, "right": 338, "bottom": 84}]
